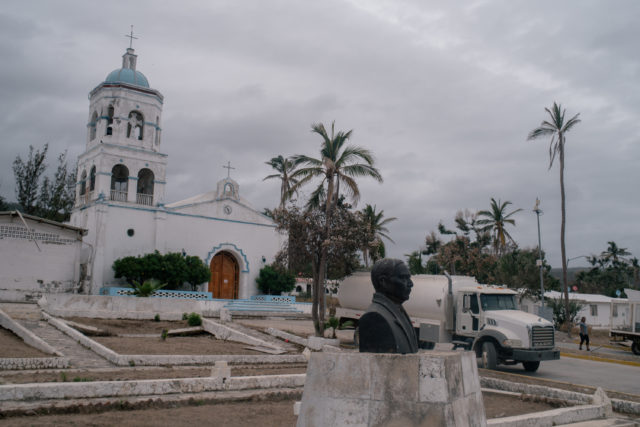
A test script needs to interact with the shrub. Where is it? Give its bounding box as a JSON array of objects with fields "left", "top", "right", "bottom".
[
  {"left": 113, "top": 251, "right": 210, "bottom": 290},
  {"left": 161, "top": 329, "right": 168, "bottom": 341},
  {"left": 154, "top": 314, "right": 160, "bottom": 322},
  {"left": 256, "top": 264, "right": 295, "bottom": 295},
  {"left": 129, "top": 279, "right": 166, "bottom": 297},
  {"left": 187, "top": 312, "right": 202, "bottom": 327}
]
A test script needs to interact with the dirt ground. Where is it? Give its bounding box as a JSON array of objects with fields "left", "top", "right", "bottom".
[
  {"left": 0, "top": 327, "right": 48, "bottom": 358},
  {"left": 0, "top": 392, "right": 564, "bottom": 426},
  {"left": 66, "top": 317, "right": 188, "bottom": 335},
  {"left": 93, "top": 336, "right": 271, "bottom": 356}
]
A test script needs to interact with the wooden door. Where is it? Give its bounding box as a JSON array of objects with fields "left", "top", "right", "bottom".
[{"left": 209, "top": 252, "right": 239, "bottom": 299}]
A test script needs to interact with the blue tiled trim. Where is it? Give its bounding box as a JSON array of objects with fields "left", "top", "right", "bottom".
[
  {"left": 99, "top": 287, "right": 213, "bottom": 300},
  {"left": 75, "top": 200, "right": 277, "bottom": 229},
  {"left": 153, "top": 180, "right": 166, "bottom": 184},
  {"left": 206, "top": 243, "right": 250, "bottom": 273},
  {"left": 81, "top": 142, "right": 168, "bottom": 158}
]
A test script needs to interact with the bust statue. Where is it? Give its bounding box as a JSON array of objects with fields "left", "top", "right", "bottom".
[{"left": 358, "top": 258, "right": 419, "bottom": 354}]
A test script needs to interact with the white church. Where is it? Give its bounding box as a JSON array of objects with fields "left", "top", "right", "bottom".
[{"left": 69, "top": 46, "right": 283, "bottom": 299}]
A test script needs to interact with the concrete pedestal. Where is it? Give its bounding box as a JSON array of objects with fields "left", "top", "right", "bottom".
[{"left": 296, "top": 350, "right": 486, "bottom": 427}]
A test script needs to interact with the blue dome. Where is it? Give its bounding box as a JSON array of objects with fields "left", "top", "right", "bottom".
[{"left": 105, "top": 68, "right": 150, "bottom": 88}]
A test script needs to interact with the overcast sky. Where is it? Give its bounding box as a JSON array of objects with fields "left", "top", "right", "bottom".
[{"left": 2, "top": 1, "right": 639, "bottom": 269}]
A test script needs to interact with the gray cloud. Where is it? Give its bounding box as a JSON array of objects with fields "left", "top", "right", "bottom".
[{"left": 1, "top": 0, "right": 640, "bottom": 270}]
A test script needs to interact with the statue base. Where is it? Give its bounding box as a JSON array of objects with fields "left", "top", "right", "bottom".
[{"left": 296, "top": 350, "right": 486, "bottom": 427}]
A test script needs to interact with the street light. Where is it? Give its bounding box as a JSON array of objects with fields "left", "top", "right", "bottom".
[
  {"left": 533, "top": 198, "right": 545, "bottom": 309},
  {"left": 567, "top": 255, "right": 589, "bottom": 266}
]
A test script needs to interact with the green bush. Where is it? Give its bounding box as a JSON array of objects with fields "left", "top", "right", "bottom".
[
  {"left": 256, "top": 264, "right": 295, "bottom": 295},
  {"left": 187, "top": 312, "right": 202, "bottom": 327},
  {"left": 129, "top": 279, "right": 166, "bottom": 297},
  {"left": 113, "top": 251, "right": 211, "bottom": 290}
]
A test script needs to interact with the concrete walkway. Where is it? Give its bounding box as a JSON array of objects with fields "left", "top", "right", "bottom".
[{"left": 0, "top": 303, "right": 113, "bottom": 369}]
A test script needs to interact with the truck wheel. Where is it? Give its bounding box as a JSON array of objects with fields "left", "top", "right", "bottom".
[
  {"left": 353, "top": 327, "right": 359, "bottom": 347},
  {"left": 522, "top": 361, "right": 540, "bottom": 372},
  {"left": 632, "top": 341, "right": 640, "bottom": 356},
  {"left": 481, "top": 342, "right": 497, "bottom": 370}
]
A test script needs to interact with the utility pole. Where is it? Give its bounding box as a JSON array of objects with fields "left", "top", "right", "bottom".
[{"left": 534, "top": 198, "right": 545, "bottom": 310}]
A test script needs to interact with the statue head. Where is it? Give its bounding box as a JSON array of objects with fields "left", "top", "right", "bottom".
[{"left": 371, "top": 258, "right": 413, "bottom": 304}]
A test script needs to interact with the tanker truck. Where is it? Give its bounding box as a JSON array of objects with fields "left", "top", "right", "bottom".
[{"left": 336, "top": 272, "right": 560, "bottom": 372}]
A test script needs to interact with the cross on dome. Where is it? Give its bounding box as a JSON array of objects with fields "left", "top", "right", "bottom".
[{"left": 124, "top": 25, "right": 138, "bottom": 49}]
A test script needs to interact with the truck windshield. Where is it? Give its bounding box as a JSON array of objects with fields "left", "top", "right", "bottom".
[{"left": 480, "top": 294, "right": 517, "bottom": 311}]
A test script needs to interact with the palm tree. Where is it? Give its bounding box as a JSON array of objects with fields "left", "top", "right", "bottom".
[
  {"left": 476, "top": 198, "right": 522, "bottom": 256},
  {"left": 528, "top": 102, "right": 581, "bottom": 334},
  {"left": 291, "top": 121, "right": 382, "bottom": 335},
  {"left": 601, "top": 241, "right": 631, "bottom": 266},
  {"left": 263, "top": 155, "right": 299, "bottom": 210},
  {"left": 361, "top": 204, "right": 397, "bottom": 267}
]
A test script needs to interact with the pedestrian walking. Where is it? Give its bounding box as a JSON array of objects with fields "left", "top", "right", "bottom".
[{"left": 578, "top": 316, "right": 590, "bottom": 351}]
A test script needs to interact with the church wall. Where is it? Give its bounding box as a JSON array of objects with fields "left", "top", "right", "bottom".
[
  {"left": 90, "top": 204, "right": 160, "bottom": 293},
  {"left": 170, "top": 200, "right": 273, "bottom": 226},
  {"left": 162, "top": 213, "right": 283, "bottom": 299},
  {"left": 79, "top": 201, "right": 284, "bottom": 299}
]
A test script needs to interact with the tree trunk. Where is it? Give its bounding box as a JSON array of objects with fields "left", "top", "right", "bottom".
[
  {"left": 311, "top": 257, "right": 323, "bottom": 336},
  {"left": 311, "top": 173, "right": 336, "bottom": 336},
  {"left": 559, "top": 138, "right": 571, "bottom": 337}
]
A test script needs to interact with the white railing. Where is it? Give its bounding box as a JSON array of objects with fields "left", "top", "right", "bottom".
[
  {"left": 136, "top": 193, "right": 153, "bottom": 206},
  {"left": 110, "top": 190, "right": 127, "bottom": 202}
]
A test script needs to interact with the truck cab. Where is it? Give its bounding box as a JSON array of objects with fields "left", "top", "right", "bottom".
[{"left": 454, "top": 286, "right": 559, "bottom": 371}]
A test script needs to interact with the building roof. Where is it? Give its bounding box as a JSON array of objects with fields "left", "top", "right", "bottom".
[
  {"left": 105, "top": 68, "right": 150, "bottom": 88},
  {"left": 0, "top": 211, "right": 87, "bottom": 236},
  {"left": 544, "top": 290, "right": 618, "bottom": 303}
]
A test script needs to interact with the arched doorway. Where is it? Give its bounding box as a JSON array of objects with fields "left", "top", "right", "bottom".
[{"left": 209, "top": 251, "right": 239, "bottom": 299}]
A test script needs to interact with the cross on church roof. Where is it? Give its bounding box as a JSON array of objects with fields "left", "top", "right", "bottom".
[
  {"left": 124, "top": 25, "right": 138, "bottom": 49},
  {"left": 223, "top": 161, "right": 235, "bottom": 178}
]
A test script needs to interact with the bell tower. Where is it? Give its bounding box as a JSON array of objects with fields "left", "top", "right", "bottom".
[{"left": 73, "top": 40, "right": 167, "bottom": 209}]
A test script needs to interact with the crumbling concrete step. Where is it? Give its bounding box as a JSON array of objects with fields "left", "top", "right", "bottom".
[
  {"left": 221, "top": 321, "right": 299, "bottom": 352},
  {"left": 16, "top": 319, "right": 113, "bottom": 369}
]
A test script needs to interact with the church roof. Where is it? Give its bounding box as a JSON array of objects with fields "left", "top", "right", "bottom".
[{"left": 105, "top": 68, "right": 150, "bottom": 88}]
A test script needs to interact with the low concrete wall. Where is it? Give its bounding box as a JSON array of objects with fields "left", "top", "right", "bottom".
[
  {"left": 40, "top": 294, "right": 226, "bottom": 320},
  {"left": 481, "top": 377, "right": 640, "bottom": 416},
  {"left": 0, "top": 357, "right": 69, "bottom": 370},
  {"left": 0, "top": 308, "right": 61, "bottom": 356},
  {"left": 0, "top": 374, "right": 305, "bottom": 401}
]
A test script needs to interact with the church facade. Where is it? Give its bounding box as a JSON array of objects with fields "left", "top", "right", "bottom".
[{"left": 69, "top": 47, "right": 283, "bottom": 299}]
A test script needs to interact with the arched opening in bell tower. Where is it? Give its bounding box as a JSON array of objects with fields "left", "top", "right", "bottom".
[
  {"left": 126, "top": 111, "right": 144, "bottom": 140},
  {"left": 136, "top": 168, "right": 154, "bottom": 206},
  {"left": 110, "top": 164, "right": 129, "bottom": 202}
]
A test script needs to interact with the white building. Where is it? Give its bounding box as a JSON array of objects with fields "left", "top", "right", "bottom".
[
  {"left": 69, "top": 46, "right": 283, "bottom": 299},
  {"left": 537, "top": 291, "right": 627, "bottom": 328},
  {"left": 0, "top": 211, "right": 87, "bottom": 302}
]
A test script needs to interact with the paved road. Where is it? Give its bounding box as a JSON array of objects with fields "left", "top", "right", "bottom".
[{"left": 496, "top": 356, "right": 640, "bottom": 396}]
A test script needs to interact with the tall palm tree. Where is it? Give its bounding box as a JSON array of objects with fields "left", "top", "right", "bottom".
[
  {"left": 528, "top": 102, "right": 581, "bottom": 334},
  {"left": 291, "top": 121, "right": 382, "bottom": 335},
  {"left": 601, "top": 241, "right": 631, "bottom": 266},
  {"left": 361, "top": 204, "right": 397, "bottom": 267},
  {"left": 476, "top": 198, "right": 522, "bottom": 256},
  {"left": 263, "top": 155, "right": 299, "bottom": 210}
]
